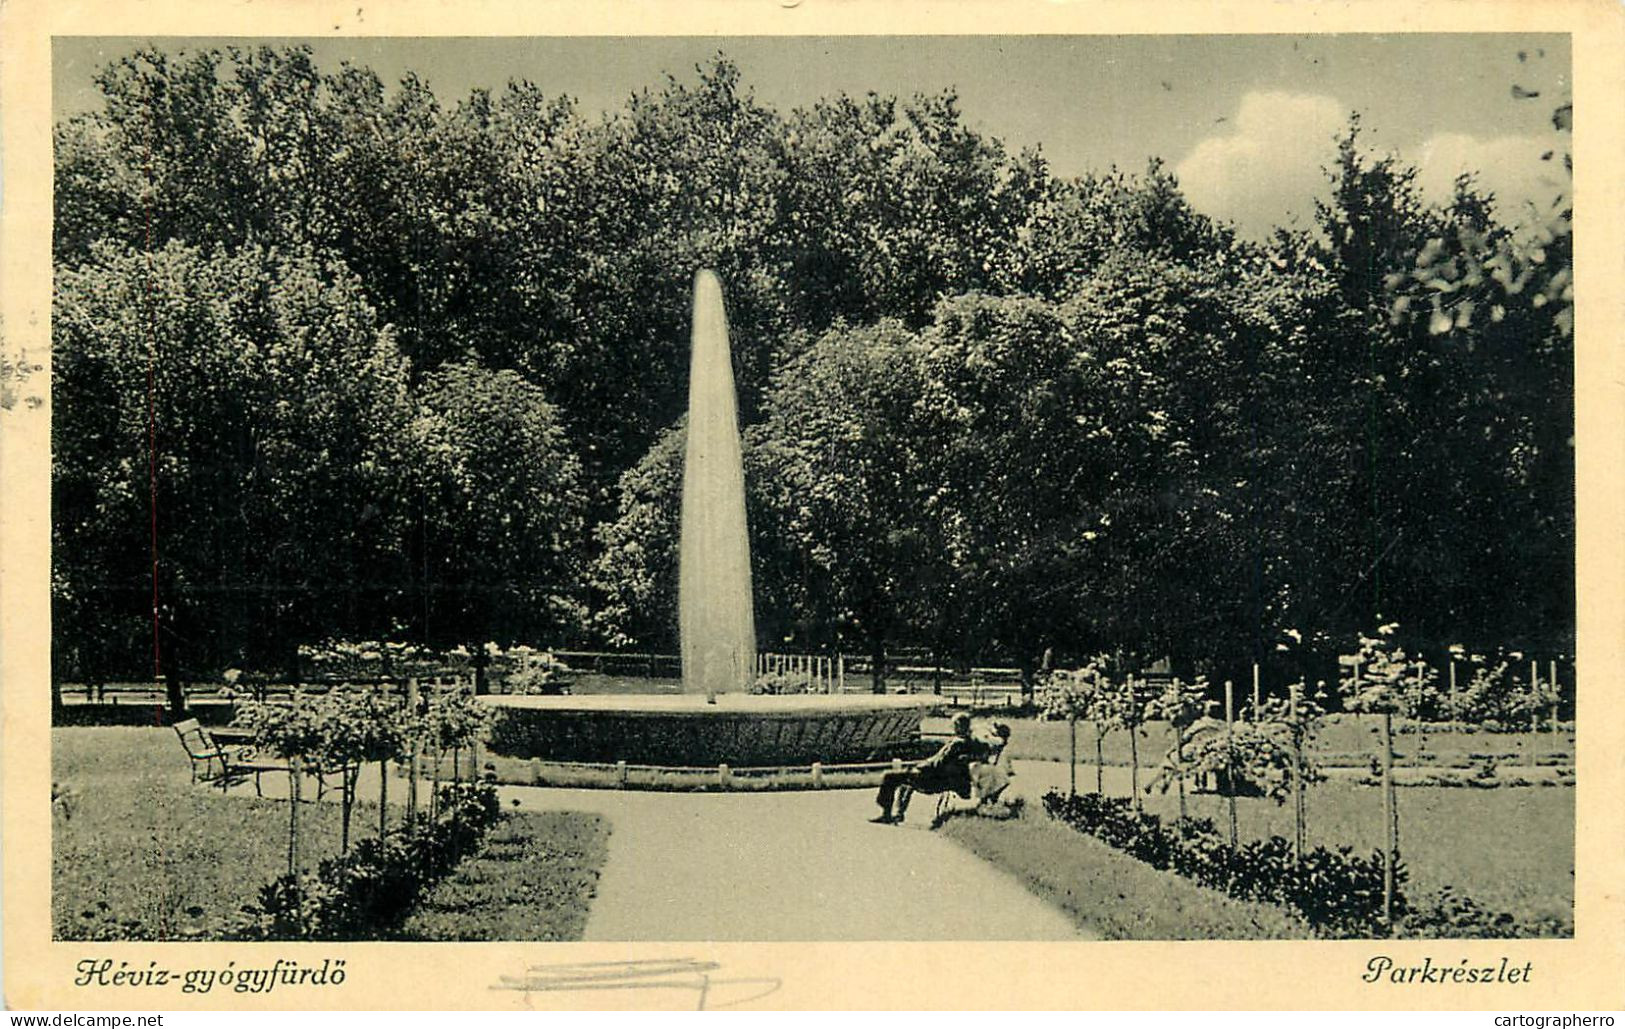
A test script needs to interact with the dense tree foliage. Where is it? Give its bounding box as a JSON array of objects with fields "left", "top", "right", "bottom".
[
  {"left": 52, "top": 45, "right": 1574, "bottom": 687},
  {"left": 53, "top": 242, "right": 418, "bottom": 683}
]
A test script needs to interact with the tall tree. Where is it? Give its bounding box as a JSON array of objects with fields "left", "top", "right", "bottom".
[
  {"left": 52, "top": 242, "right": 419, "bottom": 682},
  {"left": 413, "top": 362, "right": 588, "bottom": 650},
  {"left": 750, "top": 320, "right": 940, "bottom": 687}
]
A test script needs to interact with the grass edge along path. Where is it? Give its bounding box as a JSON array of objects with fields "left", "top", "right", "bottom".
[
  {"left": 396, "top": 810, "right": 610, "bottom": 941},
  {"left": 937, "top": 807, "right": 1311, "bottom": 940}
]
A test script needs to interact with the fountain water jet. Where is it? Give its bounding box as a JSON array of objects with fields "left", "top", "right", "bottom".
[
  {"left": 478, "top": 270, "right": 935, "bottom": 780},
  {"left": 679, "top": 270, "right": 756, "bottom": 700}
]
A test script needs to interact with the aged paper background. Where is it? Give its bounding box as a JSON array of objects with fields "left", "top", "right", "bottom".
[{"left": 4, "top": 0, "right": 1622, "bottom": 1011}]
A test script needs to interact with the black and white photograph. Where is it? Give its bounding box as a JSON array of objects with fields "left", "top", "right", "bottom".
[{"left": 4, "top": 2, "right": 1623, "bottom": 1013}]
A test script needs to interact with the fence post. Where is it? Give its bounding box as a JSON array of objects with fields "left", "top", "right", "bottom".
[
  {"left": 1251, "top": 662, "right": 1260, "bottom": 722},
  {"left": 1415, "top": 661, "right": 1425, "bottom": 737},
  {"left": 1529, "top": 659, "right": 1540, "bottom": 767},
  {"left": 1224, "top": 678, "right": 1237, "bottom": 847},
  {"left": 379, "top": 752, "right": 390, "bottom": 839},
  {"left": 1449, "top": 658, "right": 1457, "bottom": 735},
  {"left": 838, "top": 654, "right": 846, "bottom": 694},
  {"left": 406, "top": 676, "right": 420, "bottom": 818},
  {"left": 288, "top": 754, "right": 302, "bottom": 879},
  {"left": 1127, "top": 676, "right": 1141, "bottom": 809},
  {"left": 812, "top": 761, "right": 824, "bottom": 788},
  {"left": 1069, "top": 715, "right": 1078, "bottom": 798},
  {"left": 1289, "top": 679, "right": 1305, "bottom": 861},
  {"left": 1550, "top": 659, "right": 1559, "bottom": 737},
  {"left": 1380, "top": 710, "right": 1397, "bottom": 928}
]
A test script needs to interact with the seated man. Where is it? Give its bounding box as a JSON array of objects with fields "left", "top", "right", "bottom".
[{"left": 870, "top": 713, "right": 988, "bottom": 824}]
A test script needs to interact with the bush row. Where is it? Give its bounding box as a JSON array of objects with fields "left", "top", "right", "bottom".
[
  {"left": 243, "top": 781, "right": 504, "bottom": 940},
  {"left": 1042, "top": 791, "right": 1396, "bottom": 936},
  {"left": 1040, "top": 791, "right": 1568, "bottom": 938}
]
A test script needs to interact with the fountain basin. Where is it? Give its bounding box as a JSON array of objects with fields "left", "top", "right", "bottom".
[{"left": 481, "top": 693, "right": 939, "bottom": 768}]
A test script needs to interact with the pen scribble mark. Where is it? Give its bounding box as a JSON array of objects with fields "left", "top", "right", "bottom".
[{"left": 494, "top": 957, "right": 781, "bottom": 1010}]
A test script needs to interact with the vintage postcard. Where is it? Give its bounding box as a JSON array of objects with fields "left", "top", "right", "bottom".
[{"left": 3, "top": 0, "right": 1622, "bottom": 1012}]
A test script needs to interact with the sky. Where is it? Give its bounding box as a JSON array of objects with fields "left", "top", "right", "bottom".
[{"left": 53, "top": 34, "right": 1571, "bottom": 238}]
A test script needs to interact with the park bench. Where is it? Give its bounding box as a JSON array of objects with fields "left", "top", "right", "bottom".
[
  {"left": 933, "top": 739, "right": 1015, "bottom": 823},
  {"left": 172, "top": 719, "right": 345, "bottom": 798},
  {"left": 172, "top": 718, "right": 234, "bottom": 785}
]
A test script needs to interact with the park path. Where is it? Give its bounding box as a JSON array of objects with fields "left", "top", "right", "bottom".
[
  {"left": 521, "top": 785, "right": 1087, "bottom": 941},
  {"left": 230, "top": 766, "right": 1088, "bottom": 941}
]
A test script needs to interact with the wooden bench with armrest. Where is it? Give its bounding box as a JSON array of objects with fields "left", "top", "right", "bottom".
[
  {"left": 933, "top": 734, "right": 1015, "bottom": 823},
  {"left": 172, "top": 719, "right": 347, "bottom": 798},
  {"left": 173, "top": 718, "right": 233, "bottom": 785}
]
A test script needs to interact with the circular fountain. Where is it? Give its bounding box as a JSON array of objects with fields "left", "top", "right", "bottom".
[
  {"left": 484, "top": 692, "right": 937, "bottom": 768},
  {"left": 481, "top": 270, "right": 935, "bottom": 776}
]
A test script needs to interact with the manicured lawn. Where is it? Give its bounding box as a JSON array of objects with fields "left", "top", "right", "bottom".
[
  {"left": 52, "top": 728, "right": 609, "bottom": 940},
  {"left": 1171, "top": 781, "right": 1573, "bottom": 927},
  {"left": 937, "top": 806, "right": 1312, "bottom": 940},
  {"left": 396, "top": 811, "right": 609, "bottom": 940},
  {"left": 53, "top": 727, "right": 355, "bottom": 939},
  {"left": 1010, "top": 762, "right": 1573, "bottom": 930}
]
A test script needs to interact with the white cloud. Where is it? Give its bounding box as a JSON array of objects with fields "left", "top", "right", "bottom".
[
  {"left": 1174, "top": 91, "right": 1346, "bottom": 238},
  {"left": 1175, "top": 90, "right": 1568, "bottom": 238},
  {"left": 1410, "top": 131, "right": 1569, "bottom": 225}
]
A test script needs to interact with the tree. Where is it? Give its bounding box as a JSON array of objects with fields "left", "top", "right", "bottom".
[
  {"left": 1143, "top": 675, "right": 1209, "bottom": 819},
  {"left": 776, "top": 90, "right": 1044, "bottom": 332},
  {"left": 915, "top": 244, "right": 1292, "bottom": 670},
  {"left": 585, "top": 423, "right": 686, "bottom": 651},
  {"left": 413, "top": 362, "right": 587, "bottom": 649},
  {"left": 1308, "top": 120, "right": 1573, "bottom": 652},
  {"left": 1038, "top": 657, "right": 1116, "bottom": 796},
  {"left": 52, "top": 241, "right": 418, "bottom": 683},
  {"left": 557, "top": 57, "right": 793, "bottom": 488},
  {"left": 911, "top": 292, "right": 1099, "bottom": 674},
  {"left": 306, "top": 685, "right": 407, "bottom": 852},
  {"left": 750, "top": 320, "right": 938, "bottom": 688},
  {"left": 51, "top": 43, "right": 1574, "bottom": 693}
]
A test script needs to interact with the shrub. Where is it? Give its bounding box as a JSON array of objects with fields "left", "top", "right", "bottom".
[
  {"left": 1159, "top": 722, "right": 1312, "bottom": 804},
  {"left": 1446, "top": 658, "right": 1557, "bottom": 729},
  {"left": 1399, "top": 887, "right": 1569, "bottom": 939},
  {"left": 751, "top": 671, "right": 811, "bottom": 695},
  {"left": 1041, "top": 790, "right": 1557, "bottom": 938},
  {"left": 412, "top": 687, "right": 491, "bottom": 756},
  {"left": 299, "top": 639, "right": 445, "bottom": 681},
  {"left": 500, "top": 649, "right": 573, "bottom": 694},
  {"left": 1339, "top": 622, "right": 1439, "bottom": 719},
  {"left": 1042, "top": 790, "right": 1395, "bottom": 937},
  {"left": 244, "top": 780, "right": 502, "bottom": 940}
]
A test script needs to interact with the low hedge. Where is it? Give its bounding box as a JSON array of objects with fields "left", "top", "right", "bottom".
[
  {"left": 1042, "top": 791, "right": 1395, "bottom": 936},
  {"left": 243, "top": 781, "right": 503, "bottom": 940},
  {"left": 1040, "top": 790, "right": 1566, "bottom": 938}
]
